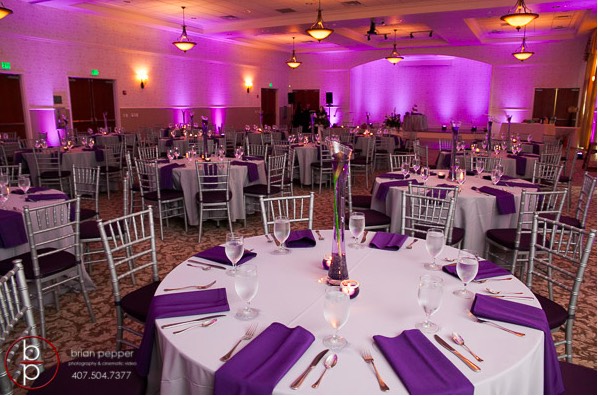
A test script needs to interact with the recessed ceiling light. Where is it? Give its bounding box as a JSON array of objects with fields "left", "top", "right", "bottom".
[
  {"left": 220, "top": 15, "right": 239, "bottom": 20},
  {"left": 341, "top": 1, "right": 362, "bottom": 6},
  {"left": 276, "top": 8, "right": 296, "bottom": 14}
]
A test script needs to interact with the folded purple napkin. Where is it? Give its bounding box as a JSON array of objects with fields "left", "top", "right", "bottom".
[
  {"left": 25, "top": 193, "right": 69, "bottom": 202},
  {"left": 375, "top": 180, "right": 422, "bottom": 200},
  {"left": 442, "top": 259, "right": 511, "bottom": 280},
  {"left": 441, "top": 153, "right": 452, "bottom": 168},
  {"left": 194, "top": 246, "right": 257, "bottom": 266},
  {"left": 374, "top": 329, "right": 474, "bottom": 395},
  {"left": 471, "top": 294, "right": 564, "bottom": 395},
  {"left": 378, "top": 172, "right": 409, "bottom": 180},
  {"left": 476, "top": 186, "right": 516, "bottom": 215},
  {"left": 369, "top": 232, "right": 408, "bottom": 251},
  {"left": 0, "top": 210, "right": 27, "bottom": 248},
  {"left": 507, "top": 154, "right": 527, "bottom": 176},
  {"left": 11, "top": 187, "right": 49, "bottom": 195},
  {"left": 156, "top": 159, "right": 170, "bottom": 164},
  {"left": 136, "top": 288, "right": 230, "bottom": 376},
  {"left": 214, "top": 322, "right": 314, "bottom": 395},
  {"left": 13, "top": 149, "right": 33, "bottom": 165},
  {"left": 231, "top": 161, "right": 259, "bottom": 182},
  {"left": 159, "top": 163, "right": 184, "bottom": 189},
  {"left": 83, "top": 146, "right": 105, "bottom": 162},
  {"left": 285, "top": 230, "right": 316, "bottom": 248}
]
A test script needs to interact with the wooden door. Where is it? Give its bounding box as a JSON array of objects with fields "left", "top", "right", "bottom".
[
  {"left": 554, "top": 88, "right": 579, "bottom": 126},
  {"left": 69, "top": 78, "right": 116, "bottom": 132},
  {"left": 0, "top": 73, "right": 25, "bottom": 138},
  {"left": 532, "top": 88, "right": 556, "bottom": 121},
  {"left": 261, "top": 88, "right": 277, "bottom": 127}
]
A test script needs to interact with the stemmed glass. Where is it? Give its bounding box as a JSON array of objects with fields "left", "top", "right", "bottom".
[
  {"left": 0, "top": 184, "right": 9, "bottom": 209},
  {"left": 401, "top": 162, "right": 410, "bottom": 178},
  {"left": 272, "top": 216, "right": 291, "bottom": 255},
  {"left": 456, "top": 168, "right": 466, "bottom": 192},
  {"left": 496, "top": 162, "right": 504, "bottom": 179},
  {"left": 225, "top": 233, "right": 244, "bottom": 276},
  {"left": 234, "top": 264, "right": 259, "bottom": 320},
  {"left": 0, "top": 173, "right": 8, "bottom": 188},
  {"left": 527, "top": 134, "right": 533, "bottom": 143},
  {"left": 490, "top": 168, "right": 502, "bottom": 185},
  {"left": 412, "top": 157, "right": 421, "bottom": 174},
  {"left": 493, "top": 144, "right": 501, "bottom": 157},
  {"left": 18, "top": 175, "right": 30, "bottom": 194},
  {"left": 415, "top": 275, "right": 443, "bottom": 334},
  {"left": 424, "top": 228, "right": 445, "bottom": 271},
  {"left": 174, "top": 147, "right": 181, "bottom": 159},
  {"left": 322, "top": 286, "right": 350, "bottom": 350},
  {"left": 348, "top": 212, "right": 365, "bottom": 248},
  {"left": 453, "top": 249, "right": 479, "bottom": 299},
  {"left": 475, "top": 157, "right": 484, "bottom": 178},
  {"left": 420, "top": 166, "right": 430, "bottom": 184},
  {"left": 235, "top": 147, "right": 244, "bottom": 160},
  {"left": 167, "top": 149, "right": 174, "bottom": 161}
]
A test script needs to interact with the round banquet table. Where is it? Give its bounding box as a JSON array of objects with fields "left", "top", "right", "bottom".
[
  {"left": 151, "top": 230, "right": 544, "bottom": 394},
  {"left": 435, "top": 151, "right": 539, "bottom": 179},
  {"left": 294, "top": 144, "right": 319, "bottom": 185},
  {"left": 22, "top": 148, "right": 101, "bottom": 186},
  {"left": 370, "top": 172, "right": 535, "bottom": 256}
]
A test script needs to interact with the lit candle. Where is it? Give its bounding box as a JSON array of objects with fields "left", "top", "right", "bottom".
[
  {"left": 340, "top": 280, "right": 360, "bottom": 299},
  {"left": 437, "top": 171, "right": 446, "bottom": 179},
  {"left": 322, "top": 255, "right": 332, "bottom": 270},
  {"left": 475, "top": 148, "right": 480, "bottom": 153}
]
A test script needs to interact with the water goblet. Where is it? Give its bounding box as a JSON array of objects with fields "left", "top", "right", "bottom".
[
  {"left": 167, "top": 149, "right": 174, "bottom": 161},
  {"left": 401, "top": 162, "right": 410, "bottom": 178},
  {"left": 174, "top": 147, "right": 181, "bottom": 159},
  {"left": 272, "top": 216, "right": 291, "bottom": 255},
  {"left": 420, "top": 166, "right": 430, "bottom": 183},
  {"left": 348, "top": 212, "right": 365, "bottom": 249},
  {"left": 475, "top": 158, "right": 484, "bottom": 178},
  {"left": 527, "top": 134, "right": 533, "bottom": 143},
  {"left": 0, "top": 173, "right": 8, "bottom": 187},
  {"left": 170, "top": 129, "right": 176, "bottom": 139},
  {"left": 0, "top": 185, "right": 8, "bottom": 209},
  {"left": 322, "top": 286, "right": 350, "bottom": 350},
  {"left": 412, "top": 157, "right": 421, "bottom": 174},
  {"left": 481, "top": 140, "right": 488, "bottom": 151},
  {"left": 34, "top": 139, "right": 41, "bottom": 149},
  {"left": 41, "top": 139, "right": 47, "bottom": 149},
  {"left": 234, "top": 264, "right": 259, "bottom": 320},
  {"left": 493, "top": 144, "right": 501, "bottom": 156},
  {"left": 88, "top": 139, "right": 94, "bottom": 149},
  {"left": 456, "top": 168, "right": 466, "bottom": 192},
  {"left": 415, "top": 275, "right": 443, "bottom": 334},
  {"left": 424, "top": 228, "right": 445, "bottom": 271},
  {"left": 235, "top": 147, "right": 244, "bottom": 160},
  {"left": 453, "top": 250, "right": 479, "bottom": 299},
  {"left": 18, "top": 175, "right": 30, "bottom": 194},
  {"left": 224, "top": 233, "right": 244, "bottom": 276},
  {"left": 490, "top": 168, "right": 501, "bottom": 185},
  {"left": 218, "top": 145, "right": 226, "bottom": 161}
]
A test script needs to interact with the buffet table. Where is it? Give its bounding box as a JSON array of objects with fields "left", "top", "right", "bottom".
[{"left": 150, "top": 230, "right": 544, "bottom": 394}]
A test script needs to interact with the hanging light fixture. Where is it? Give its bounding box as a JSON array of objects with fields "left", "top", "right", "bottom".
[
  {"left": 305, "top": 0, "right": 334, "bottom": 42},
  {"left": 286, "top": 37, "right": 302, "bottom": 69},
  {"left": 0, "top": 3, "right": 13, "bottom": 20},
  {"left": 172, "top": 6, "right": 196, "bottom": 52},
  {"left": 385, "top": 29, "right": 404, "bottom": 65},
  {"left": 512, "top": 27, "right": 534, "bottom": 61},
  {"left": 500, "top": 0, "right": 539, "bottom": 30}
]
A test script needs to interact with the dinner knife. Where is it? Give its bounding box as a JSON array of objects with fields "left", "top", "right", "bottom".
[
  {"left": 187, "top": 259, "right": 227, "bottom": 270},
  {"left": 290, "top": 349, "right": 329, "bottom": 390},
  {"left": 161, "top": 314, "right": 227, "bottom": 329},
  {"left": 433, "top": 335, "right": 481, "bottom": 372}
]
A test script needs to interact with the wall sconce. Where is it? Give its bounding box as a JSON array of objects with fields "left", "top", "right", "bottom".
[
  {"left": 137, "top": 71, "right": 148, "bottom": 89},
  {"left": 244, "top": 80, "right": 253, "bottom": 93}
]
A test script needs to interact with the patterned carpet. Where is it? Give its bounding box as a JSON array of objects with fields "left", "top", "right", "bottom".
[{"left": 21, "top": 151, "right": 596, "bottom": 393}]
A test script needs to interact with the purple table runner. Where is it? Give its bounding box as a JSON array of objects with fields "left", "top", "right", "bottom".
[
  {"left": 231, "top": 161, "right": 259, "bottom": 182},
  {"left": 159, "top": 163, "right": 185, "bottom": 189},
  {"left": 0, "top": 210, "right": 27, "bottom": 248},
  {"left": 475, "top": 186, "right": 516, "bottom": 215}
]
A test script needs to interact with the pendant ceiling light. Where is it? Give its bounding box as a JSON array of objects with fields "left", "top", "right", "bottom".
[
  {"left": 500, "top": 0, "right": 539, "bottom": 30},
  {"left": 0, "top": 3, "right": 13, "bottom": 20},
  {"left": 306, "top": 0, "right": 334, "bottom": 42},
  {"left": 385, "top": 29, "right": 404, "bottom": 65},
  {"left": 512, "top": 27, "right": 534, "bottom": 61},
  {"left": 286, "top": 37, "right": 302, "bottom": 69},
  {"left": 173, "top": 6, "right": 196, "bottom": 53}
]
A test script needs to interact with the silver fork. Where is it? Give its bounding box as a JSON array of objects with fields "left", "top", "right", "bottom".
[
  {"left": 361, "top": 349, "right": 390, "bottom": 392},
  {"left": 472, "top": 277, "right": 513, "bottom": 284},
  {"left": 163, "top": 280, "right": 216, "bottom": 292},
  {"left": 467, "top": 311, "right": 526, "bottom": 337},
  {"left": 220, "top": 323, "right": 258, "bottom": 362}
]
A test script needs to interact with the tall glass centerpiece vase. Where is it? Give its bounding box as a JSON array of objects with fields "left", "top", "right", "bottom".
[
  {"left": 487, "top": 116, "right": 494, "bottom": 153},
  {"left": 449, "top": 120, "right": 461, "bottom": 181},
  {"left": 506, "top": 115, "right": 513, "bottom": 151},
  {"left": 327, "top": 139, "right": 353, "bottom": 285}
]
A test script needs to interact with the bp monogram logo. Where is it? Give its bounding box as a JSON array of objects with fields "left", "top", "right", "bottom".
[{"left": 4, "top": 336, "right": 60, "bottom": 390}]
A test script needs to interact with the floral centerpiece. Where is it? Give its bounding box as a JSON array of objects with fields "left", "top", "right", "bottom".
[{"left": 384, "top": 112, "right": 401, "bottom": 129}]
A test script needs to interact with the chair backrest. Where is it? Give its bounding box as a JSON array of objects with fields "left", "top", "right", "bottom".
[
  {"left": 439, "top": 139, "right": 452, "bottom": 151},
  {"left": 0, "top": 260, "right": 40, "bottom": 395},
  {"left": 259, "top": 192, "right": 315, "bottom": 235},
  {"left": 23, "top": 197, "right": 81, "bottom": 279},
  {"left": 540, "top": 152, "right": 561, "bottom": 165},
  {"left": 123, "top": 171, "right": 130, "bottom": 216},
  {"left": 137, "top": 146, "right": 159, "bottom": 160},
  {"left": 527, "top": 214, "right": 596, "bottom": 360},
  {"left": 413, "top": 143, "right": 429, "bottom": 168},
  {"left": 245, "top": 144, "right": 268, "bottom": 160},
  {"left": 265, "top": 153, "right": 287, "bottom": 194},
  {"left": 72, "top": 165, "right": 100, "bottom": 217},
  {"left": 134, "top": 158, "right": 159, "bottom": 196},
  {"left": 401, "top": 184, "right": 459, "bottom": 244},
  {"left": 0, "top": 132, "right": 18, "bottom": 142},
  {"left": 18, "top": 138, "right": 36, "bottom": 150},
  {"left": 574, "top": 172, "right": 597, "bottom": 229},
  {"left": 0, "top": 145, "right": 7, "bottom": 166},
  {"left": 0, "top": 163, "right": 21, "bottom": 186},
  {"left": 102, "top": 142, "right": 124, "bottom": 169},
  {"left": 33, "top": 147, "right": 64, "bottom": 177},
  {"left": 560, "top": 149, "right": 578, "bottom": 182},
  {"left": 195, "top": 160, "right": 231, "bottom": 202},
  {"left": 470, "top": 155, "right": 501, "bottom": 173},
  {"left": 261, "top": 132, "right": 273, "bottom": 145},
  {"left": 532, "top": 162, "right": 563, "bottom": 191},
  {"left": 97, "top": 207, "right": 159, "bottom": 310},
  {"left": 272, "top": 143, "right": 290, "bottom": 158},
  {"left": 389, "top": 154, "right": 416, "bottom": 172},
  {"left": 0, "top": 142, "right": 20, "bottom": 165}
]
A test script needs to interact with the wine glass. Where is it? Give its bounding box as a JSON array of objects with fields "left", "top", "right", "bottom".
[
  {"left": 18, "top": 175, "right": 30, "bottom": 194},
  {"left": 174, "top": 147, "right": 181, "bottom": 159},
  {"left": 0, "top": 173, "right": 8, "bottom": 187},
  {"left": 453, "top": 249, "right": 479, "bottom": 299},
  {"left": 490, "top": 168, "right": 501, "bottom": 185},
  {"left": 420, "top": 166, "right": 430, "bottom": 184},
  {"left": 496, "top": 162, "right": 505, "bottom": 178},
  {"left": 412, "top": 157, "right": 421, "bottom": 174},
  {"left": 0, "top": 185, "right": 9, "bottom": 209},
  {"left": 272, "top": 216, "right": 291, "bottom": 255},
  {"left": 234, "top": 264, "right": 259, "bottom": 320},
  {"left": 481, "top": 140, "right": 488, "bottom": 151},
  {"left": 224, "top": 233, "right": 244, "bottom": 276},
  {"left": 493, "top": 144, "right": 501, "bottom": 156},
  {"left": 425, "top": 228, "right": 445, "bottom": 271},
  {"left": 401, "top": 162, "right": 410, "bottom": 178},
  {"left": 415, "top": 275, "right": 443, "bottom": 334},
  {"left": 322, "top": 286, "right": 350, "bottom": 350},
  {"left": 88, "top": 139, "right": 94, "bottom": 149},
  {"left": 167, "top": 149, "right": 174, "bottom": 161},
  {"left": 475, "top": 157, "right": 484, "bottom": 178},
  {"left": 527, "top": 134, "right": 533, "bottom": 143},
  {"left": 235, "top": 146, "right": 244, "bottom": 160},
  {"left": 218, "top": 145, "right": 226, "bottom": 161},
  {"left": 348, "top": 212, "right": 365, "bottom": 248}
]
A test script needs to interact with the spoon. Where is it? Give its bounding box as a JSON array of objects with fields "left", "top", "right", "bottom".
[
  {"left": 405, "top": 239, "right": 418, "bottom": 249},
  {"left": 311, "top": 354, "right": 337, "bottom": 389},
  {"left": 315, "top": 230, "right": 325, "bottom": 241},
  {"left": 485, "top": 287, "right": 524, "bottom": 295},
  {"left": 451, "top": 332, "right": 483, "bottom": 362},
  {"left": 163, "top": 280, "right": 216, "bottom": 292}
]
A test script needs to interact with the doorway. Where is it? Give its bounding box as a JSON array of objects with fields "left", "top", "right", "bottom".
[
  {"left": 0, "top": 73, "right": 26, "bottom": 138},
  {"left": 532, "top": 88, "right": 580, "bottom": 126},
  {"left": 69, "top": 78, "right": 116, "bottom": 132},
  {"left": 261, "top": 88, "right": 277, "bottom": 127},
  {"left": 290, "top": 89, "right": 320, "bottom": 131}
]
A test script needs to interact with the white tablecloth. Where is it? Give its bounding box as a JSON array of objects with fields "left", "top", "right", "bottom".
[
  {"left": 294, "top": 145, "right": 319, "bottom": 185},
  {"left": 23, "top": 149, "right": 100, "bottom": 186},
  {"left": 435, "top": 152, "right": 538, "bottom": 179},
  {"left": 403, "top": 114, "right": 428, "bottom": 131},
  {"left": 151, "top": 230, "right": 544, "bottom": 394},
  {"left": 371, "top": 174, "right": 532, "bottom": 255}
]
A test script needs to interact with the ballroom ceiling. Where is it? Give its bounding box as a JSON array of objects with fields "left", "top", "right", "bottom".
[{"left": 22, "top": 0, "right": 597, "bottom": 53}]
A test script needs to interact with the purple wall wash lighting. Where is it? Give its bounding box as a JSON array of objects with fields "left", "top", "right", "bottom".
[
  {"left": 350, "top": 57, "right": 492, "bottom": 128},
  {"left": 211, "top": 107, "right": 225, "bottom": 131}
]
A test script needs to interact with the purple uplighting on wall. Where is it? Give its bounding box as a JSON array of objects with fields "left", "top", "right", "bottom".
[
  {"left": 350, "top": 57, "right": 492, "bottom": 128},
  {"left": 211, "top": 108, "right": 225, "bottom": 131}
]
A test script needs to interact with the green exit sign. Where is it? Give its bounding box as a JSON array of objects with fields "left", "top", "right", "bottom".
[
  {"left": 1, "top": 62, "right": 10, "bottom": 70},
  {"left": 268, "top": 82, "right": 273, "bottom": 88},
  {"left": 91, "top": 69, "right": 99, "bottom": 76}
]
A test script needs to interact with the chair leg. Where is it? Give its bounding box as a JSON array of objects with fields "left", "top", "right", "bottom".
[
  {"left": 227, "top": 202, "right": 234, "bottom": 234},
  {"left": 158, "top": 204, "right": 164, "bottom": 240},
  {"left": 78, "top": 266, "right": 95, "bottom": 323},
  {"left": 198, "top": 204, "right": 203, "bottom": 243},
  {"left": 36, "top": 279, "right": 46, "bottom": 339},
  {"left": 106, "top": 177, "right": 111, "bottom": 199}
]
